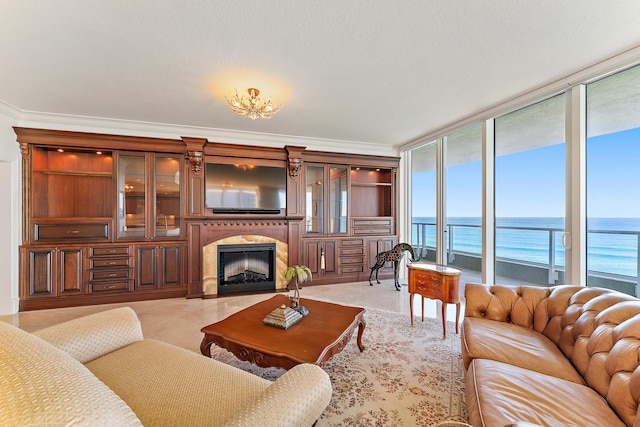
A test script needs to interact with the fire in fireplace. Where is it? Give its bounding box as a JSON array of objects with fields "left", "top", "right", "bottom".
[{"left": 217, "top": 243, "right": 276, "bottom": 294}]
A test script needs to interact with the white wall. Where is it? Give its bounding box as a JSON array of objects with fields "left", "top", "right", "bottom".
[{"left": 0, "top": 107, "right": 21, "bottom": 314}]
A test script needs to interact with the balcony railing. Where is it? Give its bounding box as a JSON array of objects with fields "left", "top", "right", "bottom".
[{"left": 412, "top": 221, "right": 640, "bottom": 297}]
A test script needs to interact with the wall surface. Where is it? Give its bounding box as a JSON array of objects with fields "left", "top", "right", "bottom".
[{"left": 0, "top": 108, "right": 21, "bottom": 314}]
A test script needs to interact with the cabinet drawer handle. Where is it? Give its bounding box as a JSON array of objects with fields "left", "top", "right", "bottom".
[
  {"left": 108, "top": 285, "right": 116, "bottom": 289},
  {"left": 108, "top": 273, "right": 117, "bottom": 277},
  {"left": 67, "top": 230, "right": 80, "bottom": 234},
  {"left": 107, "top": 250, "right": 117, "bottom": 253},
  {"left": 108, "top": 261, "right": 117, "bottom": 265}
]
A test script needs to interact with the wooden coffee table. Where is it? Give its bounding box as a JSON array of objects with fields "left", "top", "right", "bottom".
[{"left": 200, "top": 294, "right": 366, "bottom": 370}]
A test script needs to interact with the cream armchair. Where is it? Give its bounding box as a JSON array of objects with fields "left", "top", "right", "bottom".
[{"left": 1, "top": 307, "right": 332, "bottom": 427}]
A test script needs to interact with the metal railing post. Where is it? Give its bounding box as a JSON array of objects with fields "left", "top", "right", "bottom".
[
  {"left": 548, "top": 230, "right": 556, "bottom": 284},
  {"left": 448, "top": 224, "right": 455, "bottom": 263},
  {"left": 423, "top": 223, "right": 428, "bottom": 258},
  {"left": 636, "top": 233, "right": 640, "bottom": 297}
]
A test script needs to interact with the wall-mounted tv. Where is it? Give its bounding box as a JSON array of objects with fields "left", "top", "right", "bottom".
[{"left": 205, "top": 163, "right": 287, "bottom": 214}]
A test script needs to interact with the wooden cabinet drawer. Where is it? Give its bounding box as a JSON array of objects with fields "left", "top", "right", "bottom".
[
  {"left": 352, "top": 218, "right": 393, "bottom": 235},
  {"left": 34, "top": 222, "right": 110, "bottom": 242},
  {"left": 352, "top": 228, "right": 393, "bottom": 235},
  {"left": 341, "top": 265, "right": 364, "bottom": 274},
  {"left": 342, "top": 256, "right": 364, "bottom": 265},
  {"left": 342, "top": 239, "right": 364, "bottom": 246},
  {"left": 341, "top": 247, "right": 364, "bottom": 256},
  {"left": 92, "top": 246, "right": 130, "bottom": 256},
  {"left": 91, "top": 258, "right": 130, "bottom": 268},
  {"left": 91, "top": 269, "right": 130, "bottom": 280},
  {"left": 90, "top": 281, "right": 131, "bottom": 293},
  {"left": 413, "top": 281, "right": 442, "bottom": 296},
  {"left": 416, "top": 273, "right": 442, "bottom": 287},
  {"left": 409, "top": 271, "right": 443, "bottom": 297},
  {"left": 352, "top": 218, "right": 393, "bottom": 227}
]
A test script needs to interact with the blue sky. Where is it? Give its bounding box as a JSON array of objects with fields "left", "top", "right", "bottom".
[{"left": 412, "top": 127, "right": 640, "bottom": 218}]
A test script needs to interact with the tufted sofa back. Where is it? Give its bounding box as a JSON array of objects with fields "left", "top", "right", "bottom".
[{"left": 465, "top": 283, "right": 640, "bottom": 426}]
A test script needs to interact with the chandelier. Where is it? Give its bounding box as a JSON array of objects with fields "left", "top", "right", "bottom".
[{"left": 225, "top": 88, "right": 282, "bottom": 120}]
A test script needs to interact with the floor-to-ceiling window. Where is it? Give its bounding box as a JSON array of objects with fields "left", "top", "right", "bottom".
[
  {"left": 406, "top": 62, "right": 640, "bottom": 295},
  {"left": 586, "top": 65, "right": 640, "bottom": 296},
  {"left": 494, "top": 95, "right": 566, "bottom": 285},
  {"left": 444, "top": 124, "right": 483, "bottom": 275},
  {"left": 410, "top": 141, "right": 437, "bottom": 262},
  {"left": 408, "top": 126, "right": 482, "bottom": 283}
]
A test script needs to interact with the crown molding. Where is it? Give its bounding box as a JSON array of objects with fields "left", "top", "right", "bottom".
[
  {"left": 9, "top": 109, "right": 397, "bottom": 157},
  {"left": 0, "top": 99, "right": 21, "bottom": 121}
]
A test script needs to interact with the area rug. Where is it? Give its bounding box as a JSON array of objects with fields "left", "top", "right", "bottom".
[{"left": 208, "top": 303, "right": 468, "bottom": 426}]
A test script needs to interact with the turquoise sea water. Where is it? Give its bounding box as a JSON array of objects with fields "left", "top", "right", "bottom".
[{"left": 411, "top": 217, "right": 640, "bottom": 277}]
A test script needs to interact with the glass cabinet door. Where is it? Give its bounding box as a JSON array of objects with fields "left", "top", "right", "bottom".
[
  {"left": 154, "top": 156, "right": 181, "bottom": 237},
  {"left": 305, "top": 164, "right": 348, "bottom": 235},
  {"left": 117, "top": 153, "right": 182, "bottom": 239},
  {"left": 329, "top": 166, "right": 348, "bottom": 233},
  {"left": 117, "top": 154, "right": 146, "bottom": 238},
  {"left": 305, "top": 165, "right": 325, "bottom": 233}
]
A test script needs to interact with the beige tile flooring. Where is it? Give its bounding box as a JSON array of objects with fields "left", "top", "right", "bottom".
[{"left": 0, "top": 279, "right": 466, "bottom": 354}]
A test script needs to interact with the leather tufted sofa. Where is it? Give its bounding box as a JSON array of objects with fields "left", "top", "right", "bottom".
[
  {"left": 462, "top": 283, "right": 640, "bottom": 427},
  {"left": 0, "top": 307, "right": 332, "bottom": 426}
]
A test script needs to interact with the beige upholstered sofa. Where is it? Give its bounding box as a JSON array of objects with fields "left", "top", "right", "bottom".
[
  {"left": 462, "top": 283, "right": 640, "bottom": 427},
  {"left": 0, "top": 307, "right": 332, "bottom": 426}
]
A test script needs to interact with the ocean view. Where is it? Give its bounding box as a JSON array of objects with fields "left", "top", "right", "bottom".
[{"left": 411, "top": 217, "right": 640, "bottom": 278}]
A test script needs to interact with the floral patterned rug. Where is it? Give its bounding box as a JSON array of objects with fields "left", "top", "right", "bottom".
[{"left": 208, "top": 304, "right": 468, "bottom": 426}]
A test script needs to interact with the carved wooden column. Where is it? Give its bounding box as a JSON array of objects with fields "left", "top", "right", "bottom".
[
  {"left": 285, "top": 145, "right": 305, "bottom": 216},
  {"left": 285, "top": 145, "right": 306, "bottom": 266},
  {"left": 18, "top": 142, "right": 30, "bottom": 244},
  {"left": 181, "top": 137, "right": 206, "bottom": 298},
  {"left": 181, "top": 137, "right": 206, "bottom": 216}
]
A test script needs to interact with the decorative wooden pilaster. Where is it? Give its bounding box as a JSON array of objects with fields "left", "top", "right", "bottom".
[
  {"left": 181, "top": 137, "right": 207, "bottom": 216},
  {"left": 18, "top": 142, "right": 30, "bottom": 244},
  {"left": 286, "top": 145, "right": 305, "bottom": 178}
]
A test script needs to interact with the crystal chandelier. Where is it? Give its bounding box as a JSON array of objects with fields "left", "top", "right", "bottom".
[{"left": 225, "top": 88, "right": 282, "bottom": 120}]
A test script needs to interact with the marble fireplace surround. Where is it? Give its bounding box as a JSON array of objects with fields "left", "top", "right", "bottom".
[{"left": 203, "top": 235, "right": 288, "bottom": 296}]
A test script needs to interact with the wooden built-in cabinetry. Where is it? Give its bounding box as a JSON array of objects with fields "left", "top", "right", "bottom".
[
  {"left": 15, "top": 127, "right": 399, "bottom": 310},
  {"left": 301, "top": 153, "right": 398, "bottom": 285}
]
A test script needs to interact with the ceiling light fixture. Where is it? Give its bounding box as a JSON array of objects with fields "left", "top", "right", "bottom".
[{"left": 225, "top": 88, "right": 282, "bottom": 120}]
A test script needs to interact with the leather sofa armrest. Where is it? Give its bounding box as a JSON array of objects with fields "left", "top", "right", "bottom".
[
  {"left": 223, "top": 363, "right": 332, "bottom": 427},
  {"left": 33, "top": 307, "right": 144, "bottom": 364}
]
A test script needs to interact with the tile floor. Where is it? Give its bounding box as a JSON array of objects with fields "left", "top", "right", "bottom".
[{"left": 0, "top": 279, "right": 465, "bottom": 353}]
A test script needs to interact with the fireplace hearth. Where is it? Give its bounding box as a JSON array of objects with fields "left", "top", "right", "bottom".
[{"left": 217, "top": 243, "right": 276, "bottom": 294}]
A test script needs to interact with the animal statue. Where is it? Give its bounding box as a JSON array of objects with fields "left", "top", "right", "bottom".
[{"left": 369, "top": 243, "right": 418, "bottom": 291}]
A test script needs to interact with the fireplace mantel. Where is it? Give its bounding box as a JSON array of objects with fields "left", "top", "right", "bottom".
[{"left": 201, "top": 220, "right": 289, "bottom": 247}]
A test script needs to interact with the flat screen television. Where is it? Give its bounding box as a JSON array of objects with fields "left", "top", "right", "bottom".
[{"left": 205, "top": 163, "right": 287, "bottom": 214}]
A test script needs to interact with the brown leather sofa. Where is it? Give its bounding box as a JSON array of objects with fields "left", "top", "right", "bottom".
[{"left": 462, "top": 283, "right": 640, "bottom": 427}]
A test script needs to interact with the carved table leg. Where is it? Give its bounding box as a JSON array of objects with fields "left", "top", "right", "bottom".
[
  {"left": 455, "top": 302, "right": 461, "bottom": 334},
  {"left": 441, "top": 302, "right": 447, "bottom": 339},
  {"left": 200, "top": 334, "right": 214, "bottom": 357},
  {"left": 409, "top": 293, "right": 414, "bottom": 326},
  {"left": 356, "top": 316, "right": 366, "bottom": 352}
]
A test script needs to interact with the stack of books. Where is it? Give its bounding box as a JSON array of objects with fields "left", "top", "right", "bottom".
[{"left": 263, "top": 304, "right": 303, "bottom": 329}]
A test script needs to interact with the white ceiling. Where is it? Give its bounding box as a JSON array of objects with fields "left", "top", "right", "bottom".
[{"left": 2, "top": 0, "right": 640, "bottom": 152}]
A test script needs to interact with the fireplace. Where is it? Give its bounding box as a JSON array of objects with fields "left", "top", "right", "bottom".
[{"left": 217, "top": 243, "right": 277, "bottom": 294}]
